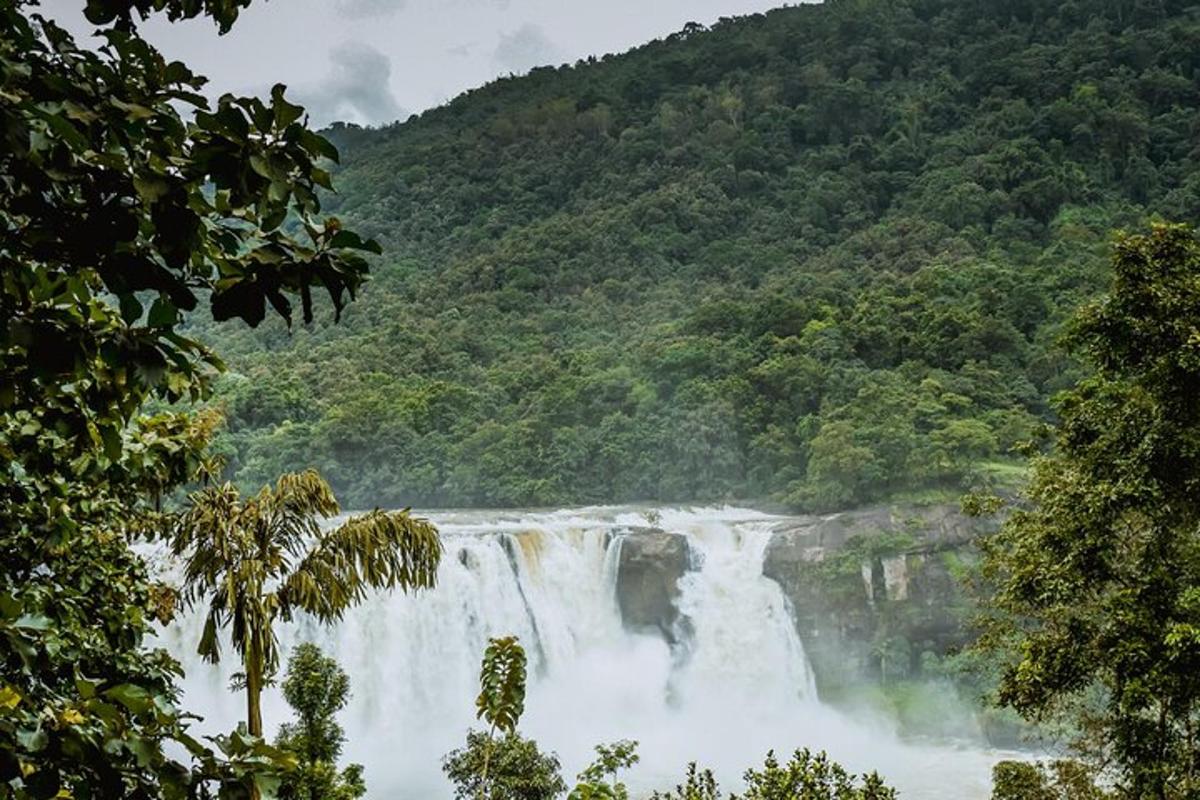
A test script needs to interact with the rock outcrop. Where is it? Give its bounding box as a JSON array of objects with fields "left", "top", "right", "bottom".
[
  {"left": 614, "top": 528, "right": 692, "bottom": 644},
  {"left": 762, "top": 504, "right": 995, "bottom": 690}
]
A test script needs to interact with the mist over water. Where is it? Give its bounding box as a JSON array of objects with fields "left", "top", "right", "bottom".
[{"left": 158, "top": 506, "right": 1006, "bottom": 799}]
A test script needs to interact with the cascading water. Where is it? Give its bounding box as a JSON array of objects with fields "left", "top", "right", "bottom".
[{"left": 157, "top": 506, "right": 1004, "bottom": 799}]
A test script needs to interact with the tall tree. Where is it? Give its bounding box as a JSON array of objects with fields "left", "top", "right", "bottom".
[
  {"left": 0, "top": 0, "right": 380, "bottom": 795},
  {"left": 172, "top": 469, "right": 442, "bottom": 742},
  {"left": 276, "top": 643, "right": 365, "bottom": 800},
  {"left": 474, "top": 635, "right": 529, "bottom": 798},
  {"left": 444, "top": 636, "right": 555, "bottom": 800},
  {"left": 978, "top": 224, "right": 1200, "bottom": 797}
]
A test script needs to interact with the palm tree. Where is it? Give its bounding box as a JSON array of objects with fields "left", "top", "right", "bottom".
[{"left": 171, "top": 469, "right": 442, "bottom": 744}]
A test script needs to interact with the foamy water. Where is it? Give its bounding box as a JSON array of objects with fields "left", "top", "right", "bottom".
[{"left": 154, "top": 505, "right": 1009, "bottom": 798}]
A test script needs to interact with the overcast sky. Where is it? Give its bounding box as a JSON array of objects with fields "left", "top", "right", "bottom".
[{"left": 42, "top": 0, "right": 790, "bottom": 127}]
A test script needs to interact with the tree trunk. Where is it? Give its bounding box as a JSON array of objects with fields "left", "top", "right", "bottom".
[
  {"left": 246, "top": 643, "right": 264, "bottom": 800},
  {"left": 478, "top": 725, "right": 496, "bottom": 800}
]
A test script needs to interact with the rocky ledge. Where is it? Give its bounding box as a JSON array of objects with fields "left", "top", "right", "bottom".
[
  {"left": 609, "top": 504, "right": 997, "bottom": 691},
  {"left": 762, "top": 503, "right": 998, "bottom": 689}
]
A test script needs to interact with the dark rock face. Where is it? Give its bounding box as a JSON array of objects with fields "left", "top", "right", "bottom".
[
  {"left": 615, "top": 528, "right": 692, "bottom": 644},
  {"left": 762, "top": 504, "right": 995, "bottom": 690}
]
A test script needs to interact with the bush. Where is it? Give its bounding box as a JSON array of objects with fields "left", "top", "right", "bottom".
[
  {"left": 652, "top": 751, "right": 896, "bottom": 800},
  {"left": 443, "top": 730, "right": 567, "bottom": 800},
  {"left": 991, "top": 760, "right": 1111, "bottom": 800}
]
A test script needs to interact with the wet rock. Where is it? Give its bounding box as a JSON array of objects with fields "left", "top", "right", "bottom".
[
  {"left": 762, "top": 504, "right": 996, "bottom": 689},
  {"left": 615, "top": 528, "right": 692, "bottom": 644}
]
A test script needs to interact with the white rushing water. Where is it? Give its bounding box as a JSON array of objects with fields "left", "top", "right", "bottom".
[{"left": 157, "top": 506, "right": 1006, "bottom": 799}]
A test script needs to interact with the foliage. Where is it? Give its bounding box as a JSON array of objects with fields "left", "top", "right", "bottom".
[
  {"left": 275, "top": 643, "right": 366, "bottom": 800},
  {"left": 650, "top": 764, "right": 720, "bottom": 800},
  {"left": 736, "top": 750, "right": 896, "bottom": 800},
  {"left": 991, "top": 760, "right": 1112, "bottom": 800},
  {"left": 0, "top": 0, "right": 379, "bottom": 794},
  {"left": 651, "top": 751, "right": 896, "bottom": 800},
  {"left": 197, "top": 0, "right": 1200, "bottom": 510},
  {"left": 569, "top": 740, "right": 640, "bottom": 800},
  {"left": 476, "top": 636, "right": 528, "bottom": 736},
  {"left": 978, "top": 225, "right": 1200, "bottom": 797},
  {"left": 171, "top": 468, "right": 441, "bottom": 737},
  {"left": 469, "top": 635, "right": 530, "bottom": 798},
  {"left": 442, "top": 730, "right": 567, "bottom": 800}
]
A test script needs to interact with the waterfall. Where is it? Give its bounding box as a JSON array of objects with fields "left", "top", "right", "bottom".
[{"left": 157, "top": 505, "right": 1003, "bottom": 799}]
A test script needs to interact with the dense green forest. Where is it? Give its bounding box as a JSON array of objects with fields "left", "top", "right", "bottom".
[{"left": 191, "top": 0, "right": 1200, "bottom": 510}]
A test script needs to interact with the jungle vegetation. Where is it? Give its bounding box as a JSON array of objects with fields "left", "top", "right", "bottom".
[
  {"left": 5, "top": 0, "right": 1200, "bottom": 796},
  {"left": 191, "top": 0, "right": 1200, "bottom": 511}
]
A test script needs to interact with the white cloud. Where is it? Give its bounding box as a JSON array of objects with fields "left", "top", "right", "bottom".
[
  {"left": 493, "top": 23, "right": 563, "bottom": 74},
  {"left": 294, "top": 42, "right": 408, "bottom": 127}
]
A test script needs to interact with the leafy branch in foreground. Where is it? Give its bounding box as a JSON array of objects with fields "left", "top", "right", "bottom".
[
  {"left": 444, "top": 635, "right": 571, "bottom": 800},
  {"left": 977, "top": 224, "right": 1200, "bottom": 797},
  {"left": 1, "top": 0, "right": 383, "bottom": 794},
  {"left": 569, "top": 740, "right": 640, "bottom": 800},
  {"left": 473, "top": 635, "right": 528, "bottom": 798}
]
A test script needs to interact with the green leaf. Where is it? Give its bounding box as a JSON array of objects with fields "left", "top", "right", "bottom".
[
  {"left": 270, "top": 83, "right": 304, "bottom": 129},
  {"left": 13, "top": 614, "right": 51, "bottom": 631},
  {"left": 147, "top": 297, "right": 178, "bottom": 328},
  {"left": 104, "top": 684, "right": 154, "bottom": 714},
  {"left": 119, "top": 293, "right": 143, "bottom": 324},
  {"left": 17, "top": 725, "right": 48, "bottom": 753}
]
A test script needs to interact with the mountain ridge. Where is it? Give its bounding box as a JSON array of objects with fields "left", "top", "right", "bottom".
[{"left": 191, "top": 0, "right": 1200, "bottom": 509}]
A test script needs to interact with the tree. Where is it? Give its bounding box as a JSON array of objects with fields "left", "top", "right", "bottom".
[
  {"left": 172, "top": 469, "right": 442, "bottom": 744},
  {"left": 476, "top": 635, "right": 528, "bottom": 739},
  {"left": 445, "top": 729, "right": 571, "bottom": 800},
  {"left": 444, "top": 730, "right": 567, "bottom": 800},
  {"left": 569, "top": 740, "right": 640, "bottom": 800},
  {"left": 472, "top": 635, "right": 529, "bottom": 799},
  {"left": 443, "top": 635, "right": 567, "bottom": 800},
  {"left": 978, "top": 224, "right": 1200, "bottom": 797},
  {"left": 736, "top": 750, "right": 896, "bottom": 800},
  {"left": 650, "top": 764, "right": 720, "bottom": 800},
  {"left": 650, "top": 751, "right": 895, "bottom": 800},
  {"left": 275, "top": 643, "right": 365, "bottom": 800},
  {"left": 990, "top": 760, "right": 1111, "bottom": 800},
  {"left": 0, "top": 0, "right": 380, "bottom": 794}
]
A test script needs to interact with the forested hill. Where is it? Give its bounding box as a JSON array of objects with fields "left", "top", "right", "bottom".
[{"left": 192, "top": 0, "right": 1200, "bottom": 510}]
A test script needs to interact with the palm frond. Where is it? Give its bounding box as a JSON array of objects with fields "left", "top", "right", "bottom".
[
  {"left": 257, "top": 470, "right": 342, "bottom": 562},
  {"left": 271, "top": 469, "right": 340, "bottom": 519},
  {"left": 172, "top": 482, "right": 245, "bottom": 604},
  {"left": 278, "top": 509, "right": 442, "bottom": 622},
  {"left": 198, "top": 613, "right": 222, "bottom": 664}
]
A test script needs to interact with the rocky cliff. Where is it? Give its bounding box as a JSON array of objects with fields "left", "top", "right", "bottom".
[
  {"left": 611, "top": 505, "right": 994, "bottom": 692},
  {"left": 761, "top": 504, "right": 995, "bottom": 691}
]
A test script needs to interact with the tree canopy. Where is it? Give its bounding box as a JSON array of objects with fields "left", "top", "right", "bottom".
[
  {"left": 275, "top": 643, "right": 366, "bottom": 800},
  {"left": 194, "top": 0, "right": 1200, "bottom": 510},
  {"left": 172, "top": 469, "right": 441, "bottom": 743},
  {"left": 979, "top": 225, "right": 1200, "bottom": 797}
]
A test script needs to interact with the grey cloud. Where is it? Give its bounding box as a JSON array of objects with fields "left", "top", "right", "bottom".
[
  {"left": 493, "top": 23, "right": 562, "bottom": 74},
  {"left": 335, "top": 0, "right": 507, "bottom": 19},
  {"left": 295, "top": 43, "right": 408, "bottom": 127},
  {"left": 335, "top": 0, "right": 406, "bottom": 19}
]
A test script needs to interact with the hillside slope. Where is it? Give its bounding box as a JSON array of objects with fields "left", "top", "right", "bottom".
[{"left": 192, "top": 0, "right": 1200, "bottom": 509}]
